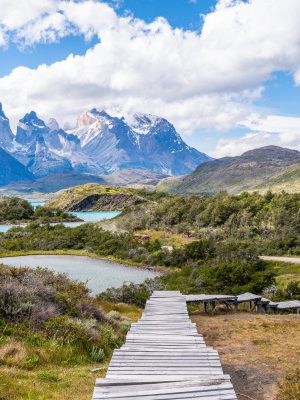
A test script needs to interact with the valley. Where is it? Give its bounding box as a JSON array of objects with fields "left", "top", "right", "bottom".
[
  {"left": 1, "top": 110, "right": 300, "bottom": 400},
  {"left": 0, "top": 185, "right": 299, "bottom": 400}
]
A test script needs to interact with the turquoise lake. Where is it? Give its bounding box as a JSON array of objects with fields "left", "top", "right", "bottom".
[{"left": 0, "top": 199, "right": 120, "bottom": 232}]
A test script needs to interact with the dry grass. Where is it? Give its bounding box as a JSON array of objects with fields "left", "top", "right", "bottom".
[
  {"left": 97, "top": 300, "right": 142, "bottom": 321},
  {"left": 191, "top": 312, "right": 300, "bottom": 400},
  {"left": 0, "top": 340, "right": 28, "bottom": 367},
  {"left": 136, "top": 229, "right": 196, "bottom": 246}
]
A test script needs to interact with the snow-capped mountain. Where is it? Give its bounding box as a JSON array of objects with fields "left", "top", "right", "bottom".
[
  {"left": 126, "top": 113, "right": 210, "bottom": 175},
  {"left": 12, "top": 111, "right": 101, "bottom": 177},
  {"left": 69, "top": 109, "right": 144, "bottom": 172},
  {"left": 0, "top": 103, "right": 211, "bottom": 181},
  {"left": 69, "top": 109, "right": 210, "bottom": 175}
]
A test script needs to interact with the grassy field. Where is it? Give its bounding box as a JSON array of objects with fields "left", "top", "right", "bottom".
[
  {"left": 135, "top": 229, "right": 196, "bottom": 246},
  {"left": 269, "top": 261, "right": 300, "bottom": 285},
  {"left": 46, "top": 183, "right": 154, "bottom": 210},
  {"left": 0, "top": 302, "right": 142, "bottom": 400},
  {"left": 191, "top": 312, "right": 300, "bottom": 400}
]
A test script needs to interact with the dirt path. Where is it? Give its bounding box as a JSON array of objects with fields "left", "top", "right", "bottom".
[{"left": 260, "top": 255, "right": 300, "bottom": 264}]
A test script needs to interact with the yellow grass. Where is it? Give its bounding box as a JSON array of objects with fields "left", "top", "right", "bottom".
[
  {"left": 191, "top": 312, "right": 300, "bottom": 399},
  {"left": 136, "top": 229, "right": 196, "bottom": 246}
]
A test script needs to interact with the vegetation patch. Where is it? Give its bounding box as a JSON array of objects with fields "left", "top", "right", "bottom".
[
  {"left": 46, "top": 183, "right": 168, "bottom": 211},
  {"left": 0, "top": 196, "right": 79, "bottom": 224},
  {"left": 0, "top": 264, "right": 141, "bottom": 400}
]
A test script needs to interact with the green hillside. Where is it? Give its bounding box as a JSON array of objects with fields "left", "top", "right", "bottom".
[
  {"left": 47, "top": 183, "right": 167, "bottom": 211},
  {"left": 158, "top": 146, "right": 300, "bottom": 194}
]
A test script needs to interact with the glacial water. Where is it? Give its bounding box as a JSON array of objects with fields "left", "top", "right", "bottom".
[
  {"left": 0, "top": 198, "right": 120, "bottom": 232},
  {"left": 0, "top": 254, "right": 159, "bottom": 294}
]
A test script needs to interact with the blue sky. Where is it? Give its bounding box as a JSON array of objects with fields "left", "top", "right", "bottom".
[
  {"left": 0, "top": 0, "right": 300, "bottom": 157},
  {"left": 0, "top": 0, "right": 215, "bottom": 77}
]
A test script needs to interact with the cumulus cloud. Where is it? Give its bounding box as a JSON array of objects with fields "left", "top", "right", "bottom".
[
  {"left": 0, "top": 0, "right": 57, "bottom": 29},
  {"left": 214, "top": 114, "right": 300, "bottom": 157},
  {"left": 0, "top": 0, "right": 300, "bottom": 145}
]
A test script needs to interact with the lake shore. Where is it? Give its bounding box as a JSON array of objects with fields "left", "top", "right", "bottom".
[
  {"left": 0, "top": 249, "right": 166, "bottom": 273},
  {"left": 0, "top": 217, "right": 83, "bottom": 226}
]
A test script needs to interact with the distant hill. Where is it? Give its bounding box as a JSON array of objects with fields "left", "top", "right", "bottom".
[
  {"left": 1, "top": 169, "right": 167, "bottom": 195},
  {"left": 1, "top": 173, "right": 105, "bottom": 194},
  {"left": 46, "top": 183, "right": 167, "bottom": 211},
  {"left": 157, "top": 146, "right": 300, "bottom": 194},
  {"left": 0, "top": 147, "right": 33, "bottom": 186},
  {"left": 100, "top": 168, "right": 168, "bottom": 188}
]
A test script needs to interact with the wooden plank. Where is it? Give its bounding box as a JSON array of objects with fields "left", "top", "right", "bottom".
[{"left": 91, "top": 291, "right": 237, "bottom": 400}]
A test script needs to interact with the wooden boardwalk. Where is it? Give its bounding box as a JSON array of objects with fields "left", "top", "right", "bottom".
[{"left": 92, "top": 291, "right": 237, "bottom": 399}]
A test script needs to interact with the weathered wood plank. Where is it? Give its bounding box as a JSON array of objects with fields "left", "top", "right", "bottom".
[{"left": 91, "top": 291, "right": 237, "bottom": 400}]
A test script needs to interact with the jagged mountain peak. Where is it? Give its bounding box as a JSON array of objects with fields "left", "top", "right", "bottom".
[
  {"left": 126, "top": 112, "right": 164, "bottom": 135},
  {"left": 88, "top": 108, "right": 111, "bottom": 118},
  {"left": 76, "top": 108, "right": 114, "bottom": 129},
  {"left": 20, "top": 111, "right": 46, "bottom": 128},
  {"left": 0, "top": 105, "right": 211, "bottom": 179},
  {"left": 70, "top": 108, "right": 210, "bottom": 175},
  {"left": 47, "top": 118, "right": 60, "bottom": 131}
]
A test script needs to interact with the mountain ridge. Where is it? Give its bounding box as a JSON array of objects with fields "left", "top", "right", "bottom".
[
  {"left": 0, "top": 147, "right": 33, "bottom": 185},
  {"left": 0, "top": 103, "right": 210, "bottom": 180},
  {"left": 157, "top": 145, "right": 300, "bottom": 194}
]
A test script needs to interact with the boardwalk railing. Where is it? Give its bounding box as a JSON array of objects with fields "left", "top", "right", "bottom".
[
  {"left": 92, "top": 290, "right": 237, "bottom": 399},
  {"left": 185, "top": 292, "right": 300, "bottom": 314}
]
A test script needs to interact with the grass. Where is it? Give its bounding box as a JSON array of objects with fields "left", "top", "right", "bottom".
[
  {"left": 190, "top": 312, "right": 300, "bottom": 400},
  {"left": 0, "top": 364, "right": 105, "bottom": 400},
  {"left": 135, "top": 229, "right": 196, "bottom": 246},
  {"left": 46, "top": 183, "right": 148, "bottom": 209},
  {"left": 0, "top": 333, "right": 103, "bottom": 400},
  {"left": 0, "top": 301, "right": 142, "bottom": 400},
  {"left": 97, "top": 300, "right": 142, "bottom": 321},
  {"left": 264, "top": 261, "right": 300, "bottom": 286}
]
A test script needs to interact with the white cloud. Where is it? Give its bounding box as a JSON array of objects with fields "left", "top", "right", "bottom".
[
  {"left": 214, "top": 114, "right": 300, "bottom": 157},
  {"left": 0, "top": 0, "right": 57, "bottom": 29},
  {"left": 241, "top": 114, "right": 300, "bottom": 136},
  {"left": 15, "top": 12, "right": 71, "bottom": 46},
  {"left": 1, "top": 0, "right": 300, "bottom": 146}
]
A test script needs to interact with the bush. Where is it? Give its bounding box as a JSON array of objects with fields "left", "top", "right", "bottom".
[
  {"left": 0, "top": 197, "right": 34, "bottom": 221},
  {"left": 0, "top": 264, "right": 97, "bottom": 326}
]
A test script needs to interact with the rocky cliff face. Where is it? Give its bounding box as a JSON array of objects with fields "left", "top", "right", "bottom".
[
  {"left": 69, "top": 109, "right": 210, "bottom": 175},
  {"left": 0, "top": 103, "right": 14, "bottom": 151},
  {"left": 0, "top": 147, "right": 33, "bottom": 185}
]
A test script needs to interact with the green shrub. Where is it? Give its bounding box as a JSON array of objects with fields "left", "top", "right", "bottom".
[{"left": 0, "top": 197, "right": 34, "bottom": 222}]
